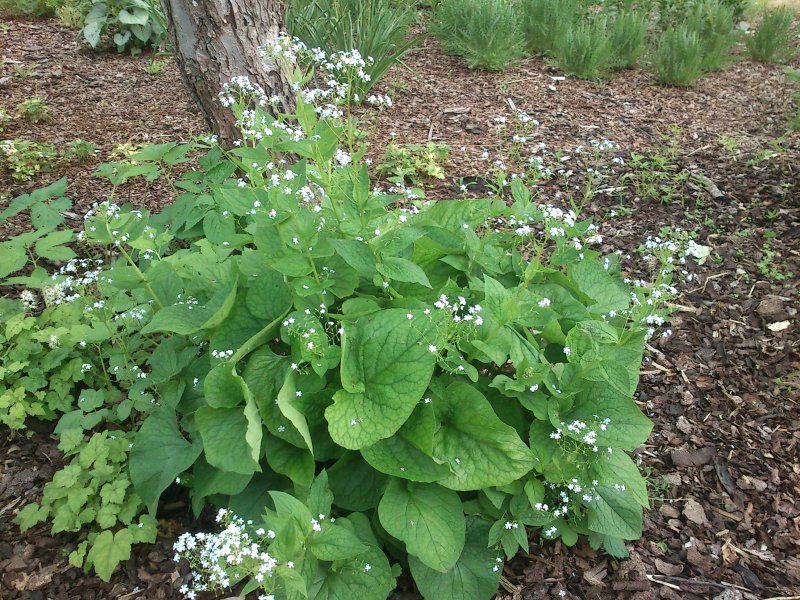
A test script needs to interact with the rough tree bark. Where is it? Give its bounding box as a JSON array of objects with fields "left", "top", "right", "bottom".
[{"left": 160, "top": 0, "right": 295, "bottom": 146}]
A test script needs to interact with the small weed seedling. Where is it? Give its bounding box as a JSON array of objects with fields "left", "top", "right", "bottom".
[
  {"left": 17, "top": 96, "right": 49, "bottom": 123},
  {"left": 377, "top": 141, "right": 450, "bottom": 184}
]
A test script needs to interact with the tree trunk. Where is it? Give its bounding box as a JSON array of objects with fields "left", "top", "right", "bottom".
[{"left": 160, "top": 0, "right": 295, "bottom": 146}]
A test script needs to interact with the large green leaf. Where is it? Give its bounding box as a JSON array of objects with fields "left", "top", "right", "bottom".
[
  {"left": 569, "top": 260, "right": 630, "bottom": 315},
  {"left": 142, "top": 265, "right": 237, "bottom": 335},
  {"left": 591, "top": 451, "right": 649, "bottom": 508},
  {"left": 276, "top": 370, "right": 314, "bottom": 452},
  {"left": 87, "top": 529, "right": 133, "bottom": 582},
  {"left": 311, "top": 544, "right": 394, "bottom": 600},
  {"left": 361, "top": 402, "right": 450, "bottom": 482},
  {"left": 587, "top": 485, "right": 643, "bottom": 540},
  {"left": 264, "top": 435, "right": 314, "bottom": 487},
  {"left": 129, "top": 409, "right": 202, "bottom": 513},
  {"left": 309, "top": 523, "right": 368, "bottom": 561},
  {"left": 409, "top": 517, "right": 500, "bottom": 600},
  {"left": 433, "top": 381, "right": 534, "bottom": 490},
  {"left": 329, "top": 238, "right": 376, "bottom": 276},
  {"left": 204, "top": 363, "right": 245, "bottom": 408},
  {"left": 325, "top": 309, "right": 439, "bottom": 449},
  {"left": 377, "top": 256, "right": 432, "bottom": 288},
  {"left": 378, "top": 480, "right": 465, "bottom": 572},
  {"left": 562, "top": 386, "right": 653, "bottom": 451},
  {"left": 246, "top": 268, "right": 292, "bottom": 321},
  {"left": 195, "top": 406, "right": 260, "bottom": 475}
]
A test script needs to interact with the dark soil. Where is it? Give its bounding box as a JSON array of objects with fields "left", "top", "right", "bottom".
[{"left": 2, "top": 16, "right": 799, "bottom": 600}]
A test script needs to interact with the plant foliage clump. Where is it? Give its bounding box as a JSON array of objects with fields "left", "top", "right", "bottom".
[
  {"left": 433, "top": 0, "right": 527, "bottom": 70},
  {"left": 81, "top": 0, "right": 167, "bottom": 53},
  {"left": 652, "top": 25, "right": 707, "bottom": 86},
  {"left": 4, "top": 35, "right": 686, "bottom": 599},
  {"left": 551, "top": 16, "right": 618, "bottom": 80},
  {"left": 747, "top": 8, "right": 799, "bottom": 64},
  {"left": 521, "top": 0, "right": 583, "bottom": 56}
]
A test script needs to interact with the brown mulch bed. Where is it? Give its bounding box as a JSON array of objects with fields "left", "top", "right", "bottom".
[{"left": 2, "top": 16, "right": 799, "bottom": 600}]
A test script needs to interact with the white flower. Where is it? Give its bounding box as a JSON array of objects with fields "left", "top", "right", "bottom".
[{"left": 428, "top": 345, "right": 437, "bottom": 353}]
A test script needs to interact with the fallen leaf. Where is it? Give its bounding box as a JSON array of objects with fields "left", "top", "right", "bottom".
[
  {"left": 683, "top": 498, "right": 710, "bottom": 526},
  {"left": 671, "top": 446, "right": 715, "bottom": 467},
  {"left": 767, "top": 320, "right": 790, "bottom": 332},
  {"left": 583, "top": 561, "right": 607, "bottom": 586},
  {"left": 654, "top": 559, "right": 683, "bottom": 576}
]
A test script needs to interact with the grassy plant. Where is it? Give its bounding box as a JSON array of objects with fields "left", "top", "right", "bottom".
[
  {"left": 551, "top": 16, "right": 617, "bottom": 80},
  {"left": 652, "top": 25, "right": 706, "bottom": 86},
  {"left": 609, "top": 11, "right": 649, "bottom": 68},
  {"left": 286, "top": 0, "right": 417, "bottom": 98},
  {"left": 520, "top": 0, "right": 582, "bottom": 55},
  {"left": 747, "top": 8, "right": 798, "bottom": 63},
  {"left": 433, "top": 0, "right": 526, "bottom": 70},
  {"left": 687, "top": 0, "right": 738, "bottom": 71},
  {"left": 17, "top": 96, "right": 49, "bottom": 123}
]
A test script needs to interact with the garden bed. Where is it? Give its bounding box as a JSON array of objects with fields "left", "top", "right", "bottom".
[{"left": 1, "top": 16, "right": 799, "bottom": 600}]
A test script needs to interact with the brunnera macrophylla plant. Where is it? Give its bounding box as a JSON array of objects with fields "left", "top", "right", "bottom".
[{"left": 5, "top": 36, "right": 688, "bottom": 596}]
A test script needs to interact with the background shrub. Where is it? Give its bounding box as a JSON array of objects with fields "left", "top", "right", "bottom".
[
  {"left": 521, "top": 0, "right": 582, "bottom": 55},
  {"left": 686, "top": 0, "right": 738, "bottom": 71},
  {"left": 551, "top": 16, "right": 617, "bottom": 79},
  {"left": 81, "top": 0, "right": 167, "bottom": 54},
  {"left": 652, "top": 25, "right": 706, "bottom": 85},
  {"left": 609, "top": 11, "right": 649, "bottom": 68},
  {"left": 433, "top": 0, "right": 527, "bottom": 70},
  {"left": 747, "top": 8, "right": 798, "bottom": 63}
]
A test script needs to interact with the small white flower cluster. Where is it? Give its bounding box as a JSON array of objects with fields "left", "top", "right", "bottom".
[
  {"left": 219, "top": 75, "right": 268, "bottom": 109},
  {"left": 174, "top": 510, "right": 281, "bottom": 598},
  {"left": 589, "top": 138, "right": 619, "bottom": 152},
  {"left": 430, "top": 294, "right": 484, "bottom": 326},
  {"left": 211, "top": 349, "right": 235, "bottom": 359},
  {"left": 19, "top": 289, "right": 38, "bottom": 311},
  {"left": 549, "top": 417, "right": 611, "bottom": 454},
  {"left": 367, "top": 93, "right": 393, "bottom": 108}
]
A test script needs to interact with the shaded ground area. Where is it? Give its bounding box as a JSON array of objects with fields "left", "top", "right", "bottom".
[{"left": 1, "top": 17, "right": 799, "bottom": 600}]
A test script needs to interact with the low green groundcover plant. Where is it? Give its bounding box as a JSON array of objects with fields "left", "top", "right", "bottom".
[{"left": 5, "top": 36, "right": 688, "bottom": 599}]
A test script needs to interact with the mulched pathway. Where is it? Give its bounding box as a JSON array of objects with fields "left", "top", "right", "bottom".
[{"left": 1, "top": 16, "right": 799, "bottom": 600}]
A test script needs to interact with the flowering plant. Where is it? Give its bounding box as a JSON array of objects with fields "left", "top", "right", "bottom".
[{"left": 6, "top": 38, "right": 686, "bottom": 596}]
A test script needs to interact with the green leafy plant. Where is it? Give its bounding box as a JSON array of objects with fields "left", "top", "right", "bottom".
[
  {"left": 376, "top": 141, "right": 450, "bottom": 184},
  {"left": 143, "top": 56, "right": 167, "bottom": 74},
  {"left": 17, "top": 95, "right": 49, "bottom": 123},
  {"left": 652, "top": 25, "right": 706, "bottom": 86},
  {"left": 5, "top": 39, "right": 685, "bottom": 593},
  {"left": 521, "top": 0, "right": 582, "bottom": 56},
  {"left": 551, "top": 16, "right": 617, "bottom": 80},
  {"left": 15, "top": 431, "right": 157, "bottom": 581},
  {"left": 609, "top": 11, "right": 649, "bottom": 68},
  {"left": 0, "top": 108, "right": 10, "bottom": 133},
  {"left": 65, "top": 138, "right": 98, "bottom": 163},
  {"left": 433, "top": 0, "right": 527, "bottom": 70},
  {"left": 82, "top": 0, "right": 167, "bottom": 53},
  {"left": 0, "top": 139, "right": 58, "bottom": 181},
  {"left": 286, "top": 0, "right": 417, "bottom": 101},
  {"left": 0, "top": 0, "right": 88, "bottom": 21},
  {"left": 747, "top": 8, "right": 798, "bottom": 63},
  {"left": 13, "top": 63, "right": 39, "bottom": 79}
]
